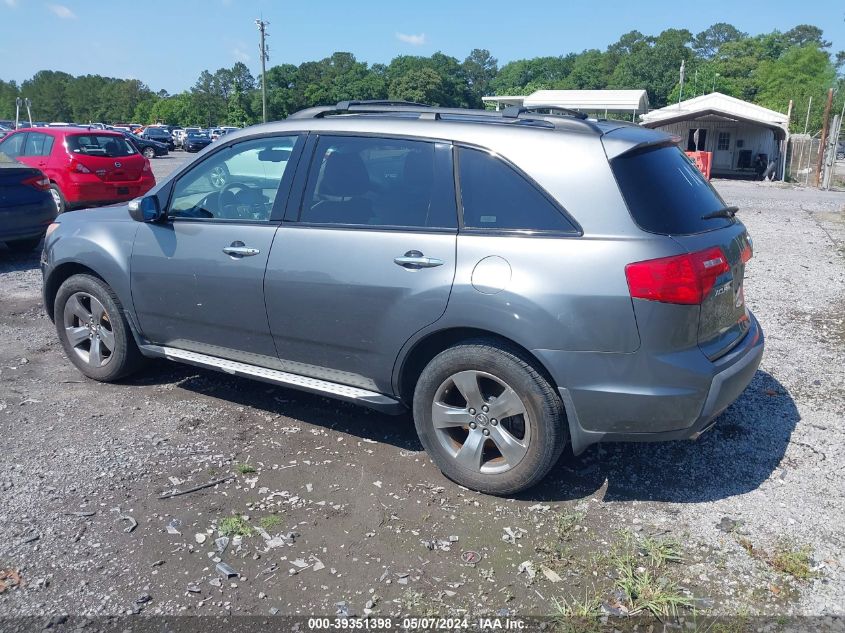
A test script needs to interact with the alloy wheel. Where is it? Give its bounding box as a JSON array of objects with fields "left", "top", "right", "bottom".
[
  {"left": 431, "top": 370, "right": 531, "bottom": 474},
  {"left": 62, "top": 292, "right": 115, "bottom": 368},
  {"left": 209, "top": 165, "right": 228, "bottom": 188}
]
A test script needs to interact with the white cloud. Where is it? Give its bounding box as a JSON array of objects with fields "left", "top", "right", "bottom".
[
  {"left": 47, "top": 3, "right": 76, "bottom": 18},
  {"left": 232, "top": 47, "right": 250, "bottom": 62},
  {"left": 396, "top": 32, "right": 426, "bottom": 46}
]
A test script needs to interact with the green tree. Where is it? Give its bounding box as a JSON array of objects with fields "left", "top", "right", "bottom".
[
  {"left": 388, "top": 67, "right": 444, "bottom": 105},
  {"left": 462, "top": 48, "right": 498, "bottom": 106},
  {"left": 693, "top": 23, "right": 747, "bottom": 58}
]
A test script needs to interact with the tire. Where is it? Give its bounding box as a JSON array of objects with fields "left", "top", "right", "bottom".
[
  {"left": 7, "top": 236, "right": 42, "bottom": 252},
  {"left": 54, "top": 274, "right": 146, "bottom": 382},
  {"left": 49, "top": 183, "right": 66, "bottom": 213},
  {"left": 142, "top": 146, "right": 156, "bottom": 159},
  {"left": 413, "top": 341, "right": 568, "bottom": 495}
]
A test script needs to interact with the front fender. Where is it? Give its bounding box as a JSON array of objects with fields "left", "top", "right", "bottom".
[{"left": 42, "top": 210, "right": 140, "bottom": 325}]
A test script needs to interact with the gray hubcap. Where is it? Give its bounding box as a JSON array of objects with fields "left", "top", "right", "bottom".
[
  {"left": 63, "top": 292, "right": 115, "bottom": 368},
  {"left": 50, "top": 187, "right": 62, "bottom": 211},
  {"left": 432, "top": 370, "right": 531, "bottom": 474}
]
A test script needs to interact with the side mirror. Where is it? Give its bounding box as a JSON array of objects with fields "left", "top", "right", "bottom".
[{"left": 128, "top": 195, "right": 163, "bottom": 222}]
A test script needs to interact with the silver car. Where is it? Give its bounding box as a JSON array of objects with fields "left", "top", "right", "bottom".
[{"left": 40, "top": 101, "right": 764, "bottom": 495}]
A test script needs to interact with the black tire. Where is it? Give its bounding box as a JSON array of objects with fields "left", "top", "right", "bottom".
[
  {"left": 413, "top": 341, "right": 568, "bottom": 495},
  {"left": 54, "top": 274, "right": 146, "bottom": 382},
  {"left": 7, "top": 236, "right": 43, "bottom": 252},
  {"left": 142, "top": 146, "right": 156, "bottom": 159},
  {"left": 49, "top": 183, "right": 67, "bottom": 213}
]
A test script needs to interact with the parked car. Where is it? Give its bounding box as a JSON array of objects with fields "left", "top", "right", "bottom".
[
  {"left": 141, "top": 126, "right": 175, "bottom": 150},
  {"left": 0, "top": 124, "right": 10, "bottom": 139},
  {"left": 0, "top": 127, "right": 156, "bottom": 213},
  {"left": 40, "top": 101, "right": 763, "bottom": 495},
  {"left": 182, "top": 131, "right": 213, "bottom": 153},
  {"left": 0, "top": 155, "right": 57, "bottom": 251},
  {"left": 121, "top": 131, "right": 169, "bottom": 159}
]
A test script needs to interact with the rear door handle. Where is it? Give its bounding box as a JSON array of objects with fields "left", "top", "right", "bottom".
[
  {"left": 223, "top": 242, "right": 260, "bottom": 258},
  {"left": 394, "top": 250, "right": 444, "bottom": 269}
]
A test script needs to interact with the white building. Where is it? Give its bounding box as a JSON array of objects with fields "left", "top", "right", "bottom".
[
  {"left": 640, "top": 92, "right": 790, "bottom": 178},
  {"left": 482, "top": 89, "right": 650, "bottom": 121}
]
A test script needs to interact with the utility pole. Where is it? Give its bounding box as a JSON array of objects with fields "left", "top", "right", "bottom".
[
  {"left": 678, "top": 60, "right": 685, "bottom": 107},
  {"left": 803, "top": 96, "right": 812, "bottom": 135},
  {"left": 814, "top": 88, "right": 834, "bottom": 187},
  {"left": 255, "top": 18, "right": 270, "bottom": 123}
]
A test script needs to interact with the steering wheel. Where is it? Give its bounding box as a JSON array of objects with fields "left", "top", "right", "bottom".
[{"left": 220, "top": 182, "right": 263, "bottom": 220}]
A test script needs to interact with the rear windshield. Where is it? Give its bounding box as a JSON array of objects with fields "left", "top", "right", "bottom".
[
  {"left": 67, "top": 134, "right": 137, "bottom": 158},
  {"left": 611, "top": 145, "right": 733, "bottom": 235}
]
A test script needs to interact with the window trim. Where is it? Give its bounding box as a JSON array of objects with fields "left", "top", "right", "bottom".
[
  {"left": 289, "top": 132, "right": 459, "bottom": 234},
  {"left": 163, "top": 132, "right": 307, "bottom": 225},
  {"left": 453, "top": 142, "right": 583, "bottom": 237}
]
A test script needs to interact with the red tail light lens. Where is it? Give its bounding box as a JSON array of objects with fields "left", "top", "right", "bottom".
[
  {"left": 626, "top": 247, "right": 730, "bottom": 305},
  {"left": 21, "top": 175, "right": 51, "bottom": 191},
  {"left": 142, "top": 159, "right": 150, "bottom": 172}
]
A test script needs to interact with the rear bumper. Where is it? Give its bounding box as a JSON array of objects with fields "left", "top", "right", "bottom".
[
  {"left": 0, "top": 200, "right": 57, "bottom": 242},
  {"left": 536, "top": 312, "right": 765, "bottom": 454},
  {"left": 64, "top": 176, "right": 156, "bottom": 206}
]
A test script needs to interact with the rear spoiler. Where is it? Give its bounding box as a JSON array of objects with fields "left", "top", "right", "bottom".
[{"left": 601, "top": 126, "right": 677, "bottom": 160}]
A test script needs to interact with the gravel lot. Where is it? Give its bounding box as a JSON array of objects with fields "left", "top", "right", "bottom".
[{"left": 1, "top": 153, "right": 843, "bottom": 626}]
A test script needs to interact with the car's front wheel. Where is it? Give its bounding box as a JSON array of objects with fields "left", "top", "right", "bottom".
[
  {"left": 413, "top": 341, "right": 568, "bottom": 495},
  {"left": 54, "top": 274, "right": 145, "bottom": 382}
]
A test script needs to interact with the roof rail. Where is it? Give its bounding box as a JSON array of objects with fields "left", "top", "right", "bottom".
[
  {"left": 287, "top": 100, "right": 602, "bottom": 133},
  {"left": 501, "top": 104, "right": 588, "bottom": 120}
]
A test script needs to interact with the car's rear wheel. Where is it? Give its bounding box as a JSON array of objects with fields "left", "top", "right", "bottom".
[
  {"left": 142, "top": 146, "right": 156, "bottom": 159},
  {"left": 49, "top": 183, "right": 66, "bottom": 213},
  {"left": 413, "top": 341, "right": 568, "bottom": 495},
  {"left": 54, "top": 274, "right": 145, "bottom": 382},
  {"left": 7, "top": 237, "right": 42, "bottom": 252}
]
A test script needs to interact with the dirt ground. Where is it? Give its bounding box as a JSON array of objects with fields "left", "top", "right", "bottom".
[{"left": 1, "top": 154, "right": 843, "bottom": 629}]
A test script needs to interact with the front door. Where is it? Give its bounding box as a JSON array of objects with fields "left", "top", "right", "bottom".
[
  {"left": 130, "top": 134, "right": 303, "bottom": 365},
  {"left": 714, "top": 129, "right": 734, "bottom": 170},
  {"left": 265, "top": 134, "right": 458, "bottom": 393}
]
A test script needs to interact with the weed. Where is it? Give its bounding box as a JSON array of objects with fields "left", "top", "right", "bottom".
[
  {"left": 236, "top": 463, "right": 256, "bottom": 474},
  {"left": 551, "top": 591, "right": 603, "bottom": 633},
  {"left": 615, "top": 562, "right": 694, "bottom": 617},
  {"left": 640, "top": 535, "right": 684, "bottom": 567},
  {"left": 259, "top": 515, "right": 281, "bottom": 531},
  {"left": 770, "top": 542, "right": 814, "bottom": 581},
  {"left": 400, "top": 590, "right": 440, "bottom": 616},
  {"left": 218, "top": 515, "right": 254, "bottom": 537},
  {"left": 736, "top": 535, "right": 754, "bottom": 555},
  {"left": 554, "top": 510, "right": 586, "bottom": 541}
]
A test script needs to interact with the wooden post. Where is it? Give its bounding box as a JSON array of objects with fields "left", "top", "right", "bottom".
[{"left": 815, "top": 88, "right": 833, "bottom": 187}]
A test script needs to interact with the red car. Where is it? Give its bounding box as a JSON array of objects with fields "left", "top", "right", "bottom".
[{"left": 0, "top": 127, "right": 156, "bottom": 212}]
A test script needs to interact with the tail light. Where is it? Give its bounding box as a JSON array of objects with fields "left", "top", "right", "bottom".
[
  {"left": 71, "top": 159, "right": 91, "bottom": 174},
  {"left": 626, "top": 247, "right": 730, "bottom": 305},
  {"left": 22, "top": 175, "right": 51, "bottom": 191},
  {"left": 142, "top": 159, "right": 150, "bottom": 172}
]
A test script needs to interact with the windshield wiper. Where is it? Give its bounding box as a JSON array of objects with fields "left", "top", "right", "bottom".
[{"left": 701, "top": 206, "right": 738, "bottom": 220}]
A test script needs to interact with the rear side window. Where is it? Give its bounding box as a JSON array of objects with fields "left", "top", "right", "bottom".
[
  {"left": 300, "top": 135, "right": 456, "bottom": 229},
  {"left": 611, "top": 145, "right": 732, "bottom": 235},
  {"left": 67, "top": 134, "right": 137, "bottom": 158},
  {"left": 457, "top": 147, "right": 577, "bottom": 233},
  {"left": 24, "top": 132, "right": 54, "bottom": 157}
]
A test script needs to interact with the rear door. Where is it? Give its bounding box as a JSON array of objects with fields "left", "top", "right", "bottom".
[
  {"left": 265, "top": 134, "right": 457, "bottom": 393},
  {"left": 130, "top": 134, "right": 304, "bottom": 365},
  {"left": 610, "top": 144, "right": 752, "bottom": 359}
]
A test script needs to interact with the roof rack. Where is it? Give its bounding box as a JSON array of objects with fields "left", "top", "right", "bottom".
[
  {"left": 501, "top": 104, "right": 589, "bottom": 120},
  {"left": 287, "top": 100, "right": 601, "bottom": 133}
]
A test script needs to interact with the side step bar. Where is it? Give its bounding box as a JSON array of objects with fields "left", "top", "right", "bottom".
[{"left": 142, "top": 345, "right": 406, "bottom": 415}]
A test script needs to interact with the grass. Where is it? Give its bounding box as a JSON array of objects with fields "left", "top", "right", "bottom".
[
  {"left": 218, "top": 515, "right": 254, "bottom": 537},
  {"left": 554, "top": 510, "right": 586, "bottom": 541},
  {"left": 400, "top": 589, "right": 440, "bottom": 617},
  {"left": 640, "top": 535, "right": 684, "bottom": 567},
  {"left": 537, "top": 510, "right": 585, "bottom": 569},
  {"left": 551, "top": 591, "right": 604, "bottom": 633},
  {"left": 259, "top": 515, "right": 282, "bottom": 531},
  {"left": 236, "top": 463, "right": 256, "bottom": 474},
  {"left": 770, "top": 542, "right": 814, "bottom": 581}
]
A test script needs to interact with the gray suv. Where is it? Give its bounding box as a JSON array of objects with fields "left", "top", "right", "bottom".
[{"left": 41, "top": 101, "right": 764, "bottom": 495}]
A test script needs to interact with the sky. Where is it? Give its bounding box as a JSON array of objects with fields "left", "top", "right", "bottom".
[{"left": 1, "top": 0, "right": 843, "bottom": 94}]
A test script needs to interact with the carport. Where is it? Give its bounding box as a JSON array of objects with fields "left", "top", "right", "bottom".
[
  {"left": 640, "top": 93, "right": 790, "bottom": 179},
  {"left": 483, "top": 89, "right": 650, "bottom": 121}
]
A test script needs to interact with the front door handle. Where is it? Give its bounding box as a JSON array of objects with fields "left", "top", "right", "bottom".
[
  {"left": 223, "top": 241, "right": 260, "bottom": 258},
  {"left": 394, "top": 250, "right": 444, "bottom": 269}
]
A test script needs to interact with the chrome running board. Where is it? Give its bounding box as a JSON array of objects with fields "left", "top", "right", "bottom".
[{"left": 142, "top": 345, "right": 405, "bottom": 414}]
